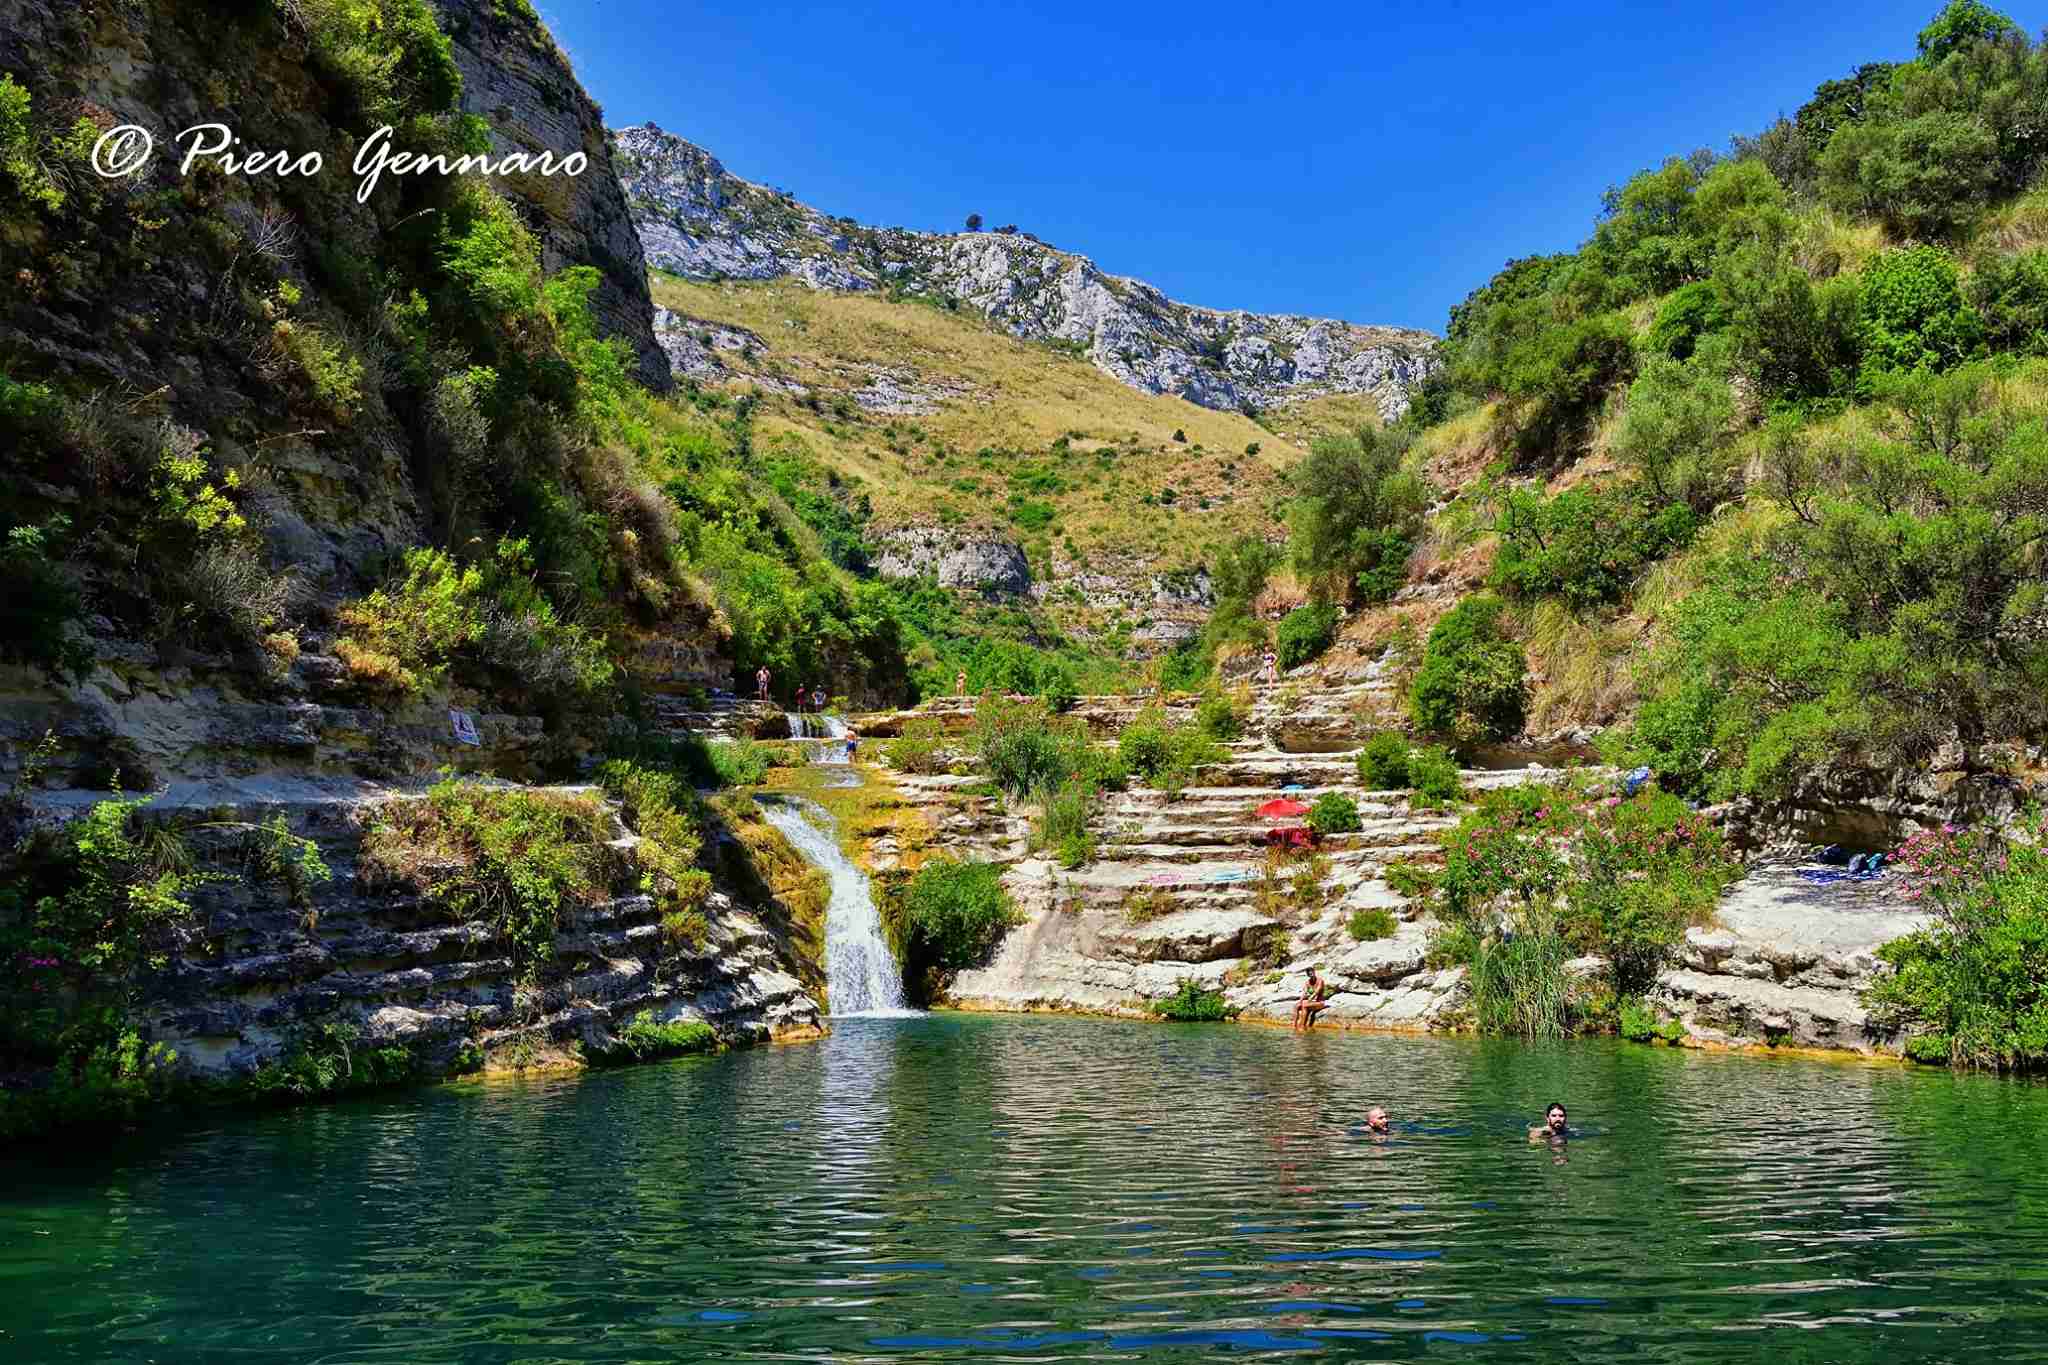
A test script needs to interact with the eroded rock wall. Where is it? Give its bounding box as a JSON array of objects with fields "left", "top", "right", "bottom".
[{"left": 615, "top": 124, "right": 1437, "bottom": 420}]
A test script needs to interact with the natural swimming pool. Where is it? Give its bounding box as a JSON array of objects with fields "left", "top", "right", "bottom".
[{"left": 2, "top": 1014, "right": 2044, "bottom": 1361}]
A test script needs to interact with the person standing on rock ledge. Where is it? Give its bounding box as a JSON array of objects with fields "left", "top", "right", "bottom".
[
  {"left": 956, "top": 669, "right": 968, "bottom": 698},
  {"left": 1262, "top": 647, "right": 1279, "bottom": 683},
  {"left": 756, "top": 666, "right": 771, "bottom": 702}
]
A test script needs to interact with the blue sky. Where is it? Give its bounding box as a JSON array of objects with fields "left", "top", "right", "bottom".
[{"left": 542, "top": 1, "right": 2031, "bottom": 334}]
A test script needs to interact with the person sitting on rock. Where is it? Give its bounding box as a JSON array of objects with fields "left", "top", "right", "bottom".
[{"left": 1292, "top": 967, "right": 1330, "bottom": 1031}]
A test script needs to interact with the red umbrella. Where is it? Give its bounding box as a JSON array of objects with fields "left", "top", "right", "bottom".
[{"left": 1257, "top": 797, "right": 1311, "bottom": 820}]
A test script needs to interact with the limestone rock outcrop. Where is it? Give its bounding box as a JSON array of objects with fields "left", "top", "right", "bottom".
[
  {"left": 873, "top": 528, "right": 1032, "bottom": 596},
  {"left": 433, "top": 0, "right": 672, "bottom": 390},
  {"left": 614, "top": 124, "right": 1438, "bottom": 420}
]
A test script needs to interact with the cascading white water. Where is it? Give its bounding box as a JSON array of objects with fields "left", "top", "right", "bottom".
[
  {"left": 786, "top": 711, "right": 851, "bottom": 764},
  {"left": 756, "top": 796, "right": 918, "bottom": 1017}
]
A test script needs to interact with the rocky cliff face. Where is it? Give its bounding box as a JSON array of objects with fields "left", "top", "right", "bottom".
[
  {"left": 431, "top": 0, "right": 670, "bottom": 391},
  {"left": 867, "top": 680, "right": 1931, "bottom": 1059},
  {"left": 124, "top": 782, "right": 822, "bottom": 1080},
  {"left": 614, "top": 124, "right": 1437, "bottom": 421}
]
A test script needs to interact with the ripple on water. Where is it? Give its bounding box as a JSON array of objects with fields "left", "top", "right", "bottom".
[{"left": 2, "top": 1015, "right": 2046, "bottom": 1362}]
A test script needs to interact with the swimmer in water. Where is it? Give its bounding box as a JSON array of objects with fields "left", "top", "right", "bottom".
[
  {"left": 1364, "top": 1105, "right": 1390, "bottom": 1136},
  {"left": 1528, "top": 1101, "right": 1569, "bottom": 1142}
]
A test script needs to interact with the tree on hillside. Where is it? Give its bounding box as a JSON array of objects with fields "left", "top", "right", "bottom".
[
  {"left": 1917, "top": 0, "right": 2022, "bottom": 61},
  {"left": 1287, "top": 426, "right": 1429, "bottom": 604},
  {"left": 965, "top": 213, "right": 983, "bottom": 232}
]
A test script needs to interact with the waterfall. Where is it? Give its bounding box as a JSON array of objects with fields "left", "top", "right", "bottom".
[
  {"left": 756, "top": 796, "right": 917, "bottom": 1018},
  {"left": 786, "top": 711, "right": 851, "bottom": 764}
]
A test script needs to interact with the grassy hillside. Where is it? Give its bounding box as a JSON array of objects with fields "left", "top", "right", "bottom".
[
  {"left": 1257, "top": 1, "right": 2048, "bottom": 815},
  {"left": 649, "top": 274, "right": 1302, "bottom": 571}
]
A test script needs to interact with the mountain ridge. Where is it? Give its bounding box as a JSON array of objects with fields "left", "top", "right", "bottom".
[{"left": 611, "top": 122, "right": 1437, "bottom": 421}]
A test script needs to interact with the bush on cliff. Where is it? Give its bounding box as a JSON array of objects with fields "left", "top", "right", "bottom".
[
  {"left": 360, "top": 782, "right": 619, "bottom": 981},
  {"left": 886, "top": 858, "right": 1021, "bottom": 990},
  {"left": 1409, "top": 596, "right": 1528, "bottom": 744},
  {"left": 1275, "top": 601, "right": 1341, "bottom": 669}
]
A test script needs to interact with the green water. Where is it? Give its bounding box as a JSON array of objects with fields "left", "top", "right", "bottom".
[{"left": 3, "top": 1016, "right": 2045, "bottom": 1362}]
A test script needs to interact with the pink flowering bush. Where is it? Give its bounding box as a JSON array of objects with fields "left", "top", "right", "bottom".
[
  {"left": 1865, "top": 808, "right": 2048, "bottom": 1070},
  {"left": 1413, "top": 773, "right": 1741, "bottom": 1034}
]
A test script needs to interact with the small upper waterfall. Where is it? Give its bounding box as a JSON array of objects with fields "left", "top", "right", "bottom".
[
  {"left": 786, "top": 711, "right": 851, "bottom": 764},
  {"left": 756, "top": 796, "right": 917, "bottom": 1017}
]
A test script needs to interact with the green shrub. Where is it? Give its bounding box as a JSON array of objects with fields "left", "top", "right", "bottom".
[
  {"left": 591, "top": 1010, "right": 717, "bottom": 1066},
  {"left": 1611, "top": 352, "right": 1739, "bottom": 513},
  {"left": 1307, "top": 791, "right": 1362, "bottom": 836},
  {"left": 0, "top": 796, "right": 206, "bottom": 1136},
  {"left": 1116, "top": 711, "right": 1171, "bottom": 777},
  {"left": 886, "top": 717, "right": 950, "bottom": 775},
  {"left": 1618, "top": 997, "right": 1659, "bottom": 1043},
  {"left": 590, "top": 759, "right": 711, "bottom": 943},
  {"left": 335, "top": 538, "right": 613, "bottom": 700},
  {"left": 1348, "top": 907, "right": 1397, "bottom": 941},
  {"left": 1490, "top": 487, "right": 1699, "bottom": 607},
  {"left": 1857, "top": 246, "right": 1984, "bottom": 385},
  {"left": 1275, "top": 601, "right": 1340, "bottom": 669},
  {"left": 1287, "top": 426, "right": 1429, "bottom": 600},
  {"left": 1357, "top": 732, "right": 1412, "bottom": 790},
  {"left": 360, "top": 782, "right": 616, "bottom": 980},
  {"left": 1117, "top": 706, "right": 1225, "bottom": 791},
  {"left": 1967, "top": 247, "right": 2048, "bottom": 354},
  {"left": 1864, "top": 809, "right": 2048, "bottom": 1072},
  {"left": 0, "top": 517, "right": 93, "bottom": 681},
  {"left": 1035, "top": 777, "right": 1096, "bottom": 869},
  {"left": 1037, "top": 659, "right": 1080, "bottom": 713},
  {"left": 0, "top": 1025, "right": 180, "bottom": 1140},
  {"left": 1407, "top": 744, "right": 1465, "bottom": 805},
  {"left": 975, "top": 694, "right": 1093, "bottom": 800},
  {"left": 1149, "top": 978, "right": 1239, "bottom": 1022},
  {"left": 1409, "top": 595, "right": 1528, "bottom": 743},
  {"left": 247, "top": 1021, "right": 421, "bottom": 1102},
  {"left": 1597, "top": 679, "right": 1718, "bottom": 799},
  {"left": 1646, "top": 281, "right": 1730, "bottom": 360},
  {"left": 890, "top": 858, "right": 1021, "bottom": 974},
  {"left": 1420, "top": 778, "right": 1739, "bottom": 1008},
  {"left": 1194, "top": 684, "right": 1247, "bottom": 741}
]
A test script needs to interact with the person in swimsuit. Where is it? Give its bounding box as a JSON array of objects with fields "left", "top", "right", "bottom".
[
  {"left": 1262, "top": 647, "right": 1278, "bottom": 683},
  {"left": 1529, "top": 1102, "right": 1569, "bottom": 1142},
  {"left": 755, "top": 666, "right": 771, "bottom": 701},
  {"left": 844, "top": 727, "right": 859, "bottom": 761},
  {"left": 1292, "top": 967, "right": 1331, "bottom": 1031},
  {"left": 812, "top": 686, "right": 826, "bottom": 711},
  {"left": 1364, "top": 1105, "right": 1390, "bottom": 1135},
  {"left": 956, "top": 669, "right": 968, "bottom": 698}
]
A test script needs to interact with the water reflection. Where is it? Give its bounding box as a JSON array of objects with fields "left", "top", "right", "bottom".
[{"left": 1, "top": 1017, "right": 2044, "bottom": 1361}]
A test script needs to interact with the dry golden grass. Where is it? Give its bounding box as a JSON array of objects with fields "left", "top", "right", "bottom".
[
  {"left": 1793, "top": 211, "right": 1890, "bottom": 278},
  {"left": 649, "top": 274, "right": 1302, "bottom": 567},
  {"left": 1260, "top": 392, "right": 1385, "bottom": 446},
  {"left": 1413, "top": 401, "right": 1499, "bottom": 492},
  {"left": 1974, "top": 188, "right": 2048, "bottom": 256}
]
